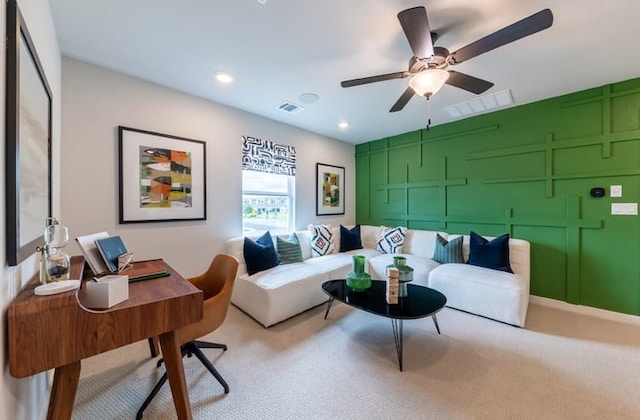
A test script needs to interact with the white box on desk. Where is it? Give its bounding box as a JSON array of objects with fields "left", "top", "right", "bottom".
[{"left": 85, "top": 274, "right": 129, "bottom": 309}]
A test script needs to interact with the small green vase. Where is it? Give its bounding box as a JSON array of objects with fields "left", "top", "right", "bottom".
[
  {"left": 346, "top": 255, "right": 372, "bottom": 291},
  {"left": 387, "top": 256, "right": 413, "bottom": 297}
]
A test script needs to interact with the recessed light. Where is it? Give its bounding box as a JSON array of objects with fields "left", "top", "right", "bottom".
[
  {"left": 299, "top": 93, "right": 320, "bottom": 104},
  {"left": 213, "top": 71, "right": 234, "bottom": 84},
  {"left": 338, "top": 121, "right": 349, "bottom": 129}
]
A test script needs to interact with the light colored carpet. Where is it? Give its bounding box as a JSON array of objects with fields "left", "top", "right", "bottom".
[{"left": 72, "top": 301, "right": 640, "bottom": 419}]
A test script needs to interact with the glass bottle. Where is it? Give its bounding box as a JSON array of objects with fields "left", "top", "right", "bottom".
[
  {"left": 43, "top": 218, "right": 70, "bottom": 283},
  {"left": 45, "top": 249, "right": 71, "bottom": 282}
]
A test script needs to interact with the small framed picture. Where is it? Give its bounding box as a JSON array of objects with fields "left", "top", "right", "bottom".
[
  {"left": 118, "top": 126, "right": 206, "bottom": 223},
  {"left": 316, "top": 163, "right": 345, "bottom": 216}
]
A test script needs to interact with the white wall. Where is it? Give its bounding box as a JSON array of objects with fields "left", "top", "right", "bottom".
[
  {"left": 1, "top": 1, "right": 61, "bottom": 419},
  {"left": 60, "top": 58, "right": 355, "bottom": 278}
]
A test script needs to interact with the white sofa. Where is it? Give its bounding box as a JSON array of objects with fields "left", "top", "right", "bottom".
[{"left": 226, "top": 225, "right": 530, "bottom": 327}]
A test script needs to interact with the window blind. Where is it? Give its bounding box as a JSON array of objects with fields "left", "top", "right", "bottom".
[{"left": 242, "top": 135, "right": 296, "bottom": 176}]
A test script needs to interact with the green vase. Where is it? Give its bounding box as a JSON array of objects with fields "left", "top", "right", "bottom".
[
  {"left": 387, "top": 256, "right": 413, "bottom": 297},
  {"left": 346, "top": 255, "right": 372, "bottom": 291}
]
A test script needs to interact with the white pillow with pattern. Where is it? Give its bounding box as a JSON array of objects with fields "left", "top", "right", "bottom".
[
  {"left": 376, "top": 226, "right": 407, "bottom": 254},
  {"left": 307, "top": 224, "right": 335, "bottom": 257}
]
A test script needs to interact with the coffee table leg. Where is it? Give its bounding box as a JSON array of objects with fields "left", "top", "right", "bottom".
[
  {"left": 432, "top": 314, "right": 441, "bottom": 334},
  {"left": 391, "top": 318, "right": 403, "bottom": 371},
  {"left": 323, "top": 297, "right": 334, "bottom": 319}
]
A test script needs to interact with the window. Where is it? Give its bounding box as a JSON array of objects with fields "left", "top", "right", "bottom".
[
  {"left": 241, "top": 135, "right": 296, "bottom": 235},
  {"left": 242, "top": 170, "right": 294, "bottom": 235}
]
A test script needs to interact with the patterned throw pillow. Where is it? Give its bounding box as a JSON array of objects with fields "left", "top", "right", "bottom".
[
  {"left": 339, "top": 224, "right": 363, "bottom": 252},
  {"left": 308, "top": 224, "right": 335, "bottom": 257},
  {"left": 432, "top": 234, "right": 464, "bottom": 264},
  {"left": 376, "top": 226, "right": 406, "bottom": 254},
  {"left": 243, "top": 231, "right": 279, "bottom": 275},
  {"left": 468, "top": 231, "right": 513, "bottom": 273},
  {"left": 276, "top": 233, "right": 303, "bottom": 264}
]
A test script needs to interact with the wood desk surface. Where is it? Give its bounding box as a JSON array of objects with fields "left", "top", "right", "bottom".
[{"left": 8, "top": 256, "right": 203, "bottom": 378}]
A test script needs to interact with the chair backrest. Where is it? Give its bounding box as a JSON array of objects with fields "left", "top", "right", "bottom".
[{"left": 177, "top": 253, "right": 239, "bottom": 344}]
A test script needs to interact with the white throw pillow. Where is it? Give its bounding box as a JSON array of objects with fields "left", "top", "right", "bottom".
[
  {"left": 376, "top": 226, "right": 406, "bottom": 254},
  {"left": 307, "top": 224, "right": 335, "bottom": 257}
]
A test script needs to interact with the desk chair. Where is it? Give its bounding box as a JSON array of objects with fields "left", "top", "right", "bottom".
[{"left": 137, "top": 253, "right": 239, "bottom": 419}]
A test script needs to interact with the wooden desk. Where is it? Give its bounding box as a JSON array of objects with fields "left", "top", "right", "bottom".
[{"left": 8, "top": 256, "right": 203, "bottom": 420}]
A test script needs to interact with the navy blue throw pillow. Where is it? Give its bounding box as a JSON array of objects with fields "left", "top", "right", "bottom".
[
  {"left": 244, "top": 231, "right": 279, "bottom": 275},
  {"left": 339, "top": 225, "right": 363, "bottom": 252},
  {"left": 468, "top": 232, "right": 513, "bottom": 273}
]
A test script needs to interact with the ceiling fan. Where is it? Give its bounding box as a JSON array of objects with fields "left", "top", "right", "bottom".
[{"left": 340, "top": 6, "right": 554, "bottom": 113}]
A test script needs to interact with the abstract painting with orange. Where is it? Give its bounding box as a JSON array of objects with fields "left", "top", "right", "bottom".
[{"left": 139, "top": 146, "right": 192, "bottom": 208}]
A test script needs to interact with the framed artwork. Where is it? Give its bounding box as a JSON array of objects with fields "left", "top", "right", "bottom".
[
  {"left": 316, "top": 163, "right": 345, "bottom": 215},
  {"left": 6, "top": 0, "right": 53, "bottom": 266},
  {"left": 118, "top": 126, "right": 207, "bottom": 223}
]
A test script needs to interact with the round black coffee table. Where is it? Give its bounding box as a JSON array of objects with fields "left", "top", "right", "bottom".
[{"left": 321, "top": 279, "right": 447, "bottom": 371}]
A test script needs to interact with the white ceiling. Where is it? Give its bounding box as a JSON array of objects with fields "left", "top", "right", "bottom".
[{"left": 49, "top": 0, "right": 640, "bottom": 144}]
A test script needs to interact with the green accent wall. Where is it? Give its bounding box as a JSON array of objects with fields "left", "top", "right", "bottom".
[{"left": 356, "top": 78, "right": 640, "bottom": 316}]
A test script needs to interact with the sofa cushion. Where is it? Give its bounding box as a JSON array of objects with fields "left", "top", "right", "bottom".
[
  {"left": 276, "top": 233, "right": 303, "bottom": 264},
  {"left": 468, "top": 232, "right": 513, "bottom": 273},
  {"left": 308, "top": 224, "right": 335, "bottom": 257},
  {"left": 339, "top": 224, "right": 363, "bottom": 252},
  {"left": 376, "top": 226, "right": 406, "bottom": 254},
  {"left": 244, "top": 231, "right": 279, "bottom": 275},
  {"left": 303, "top": 252, "right": 354, "bottom": 279},
  {"left": 432, "top": 234, "right": 464, "bottom": 264},
  {"left": 243, "top": 262, "right": 327, "bottom": 290},
  {"left": 428, "top": 262, "right": 528, "bottom": 327}
]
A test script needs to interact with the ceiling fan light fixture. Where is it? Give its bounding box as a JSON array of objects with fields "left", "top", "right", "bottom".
[{"left": 409, "top": 69, "right": 449, "bottom": 97}]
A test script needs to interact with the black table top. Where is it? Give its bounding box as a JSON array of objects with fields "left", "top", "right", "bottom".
[{"left": 322, "top": 280, "right": 447, "bottom": 320}]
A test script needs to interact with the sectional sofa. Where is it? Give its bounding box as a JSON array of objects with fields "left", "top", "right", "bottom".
[{"left": 226, "top": 225, "right": 530, "bottom": 328}]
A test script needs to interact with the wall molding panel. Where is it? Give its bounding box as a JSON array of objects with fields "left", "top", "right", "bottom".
[{"left": 356, "top": 78, "right": 640, "bottom": 316}]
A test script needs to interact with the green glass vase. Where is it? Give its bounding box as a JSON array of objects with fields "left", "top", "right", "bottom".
[{"left": 346, "top": 255, "right": 372, "bottom": 291}]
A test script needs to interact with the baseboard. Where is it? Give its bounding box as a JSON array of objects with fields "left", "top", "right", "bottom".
[{"left": 530, "top": 295, "right": 640, "bottom": 325}]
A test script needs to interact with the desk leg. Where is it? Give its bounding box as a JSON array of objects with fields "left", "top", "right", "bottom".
[
  {"left": 148, "top": 336, "right": 160, "bottom": 357},
  {"left": 47, "top": 360, "right": 81, "bottom": 420},
  {"left": 158, "top": 330, "right": 192, "bottom": 420}
]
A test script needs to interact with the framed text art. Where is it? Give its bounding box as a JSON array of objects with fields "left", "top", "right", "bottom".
[
  {"left": 6, "top": 0, "right": 53, "bottom": 266},
  {"left": 118, "top": 126, "right": 207, "bottom": 223},
  {"left": 316, "top": 163, "right": 345, "bottom": 216}
]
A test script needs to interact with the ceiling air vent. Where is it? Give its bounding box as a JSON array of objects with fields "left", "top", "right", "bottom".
[
  {"left": 443, "top": 89, "right": 514, "bottom": 118},
  {"left": 277, "top": 101, "right": 304, "bottom": 115}
]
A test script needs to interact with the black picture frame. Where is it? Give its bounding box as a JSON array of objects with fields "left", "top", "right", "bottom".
[
  {"left": 6, "top": 0, "right": 53, "bottom": 266},
  {"left": 118, "top": 126, "right": 207, "bottom": 223},
  {"left": 316, "top": 163, "right": 345, "bottom": 216}
]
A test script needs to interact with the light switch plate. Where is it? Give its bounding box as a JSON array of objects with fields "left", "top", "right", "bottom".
[
  {"left": 610, "top": 185, "right": 622, "bottom": 197},
  {"left": 611, "top": 203, "right": 637, "bottom": 215}
]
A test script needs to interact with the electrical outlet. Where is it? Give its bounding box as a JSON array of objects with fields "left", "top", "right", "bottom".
[
  {"left": 610, "top": 185, "right": 622, "bottom": 197},
  {"left": 611, "top": 203, "right": 637, "bottom": 215}
]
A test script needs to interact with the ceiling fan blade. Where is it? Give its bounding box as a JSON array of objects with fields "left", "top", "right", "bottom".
[
  {"left": 446, "top": 71, "right": 494, "bottom": 94},
  {"left": 341, "top": 71, "right": 408, "bottom": 88},
  {"left": 397, "top": 6, "right": 434, "bottom": 59},
  {"left": 449, "top": 8, "right": 553, "bottom": 64},
  {"left": 390, "top": 87, "right": 415, "bottom": 112}
]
